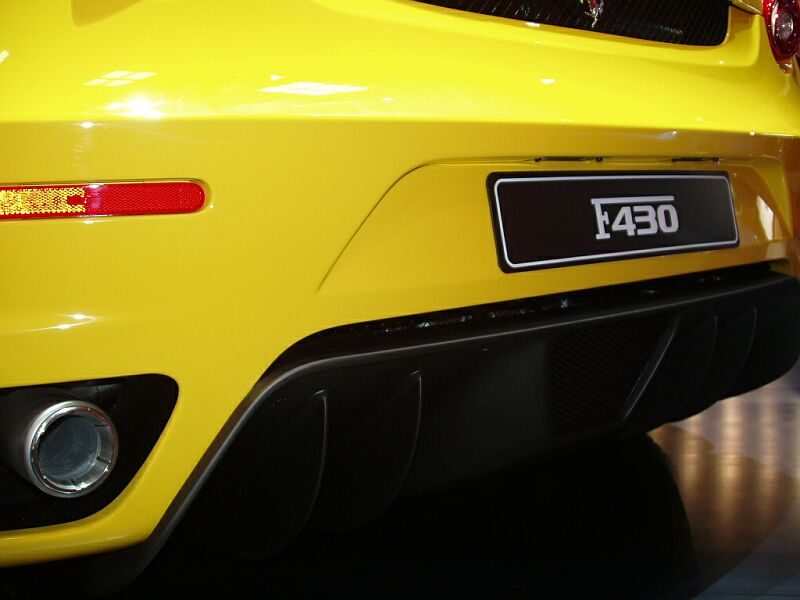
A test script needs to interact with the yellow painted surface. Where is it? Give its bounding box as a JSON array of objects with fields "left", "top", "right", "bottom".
[{"left": 0, "top": 0, "right": 799, "bottom": 565}]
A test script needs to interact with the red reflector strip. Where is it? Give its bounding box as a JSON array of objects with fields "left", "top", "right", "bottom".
[{"left": 0, "top": 181, "right": 205, "bottom": 220}]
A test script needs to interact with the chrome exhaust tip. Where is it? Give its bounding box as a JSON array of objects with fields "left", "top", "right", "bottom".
[{"left": 0, "top": 389, "right": 118, "bottom": 498}]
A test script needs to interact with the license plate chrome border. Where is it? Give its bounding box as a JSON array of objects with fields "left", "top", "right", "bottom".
[{"left": 488, "top": 172, "right": 740, "bottom": 273}]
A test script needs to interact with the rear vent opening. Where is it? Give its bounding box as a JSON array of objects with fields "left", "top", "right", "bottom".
[{"left": 414, "top": 0, "right": 730, "bottom": 46}]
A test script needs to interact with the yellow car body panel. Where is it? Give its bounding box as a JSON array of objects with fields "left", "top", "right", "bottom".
[{"left": 0, "top": 0, "right": 799, "bottom": 566}]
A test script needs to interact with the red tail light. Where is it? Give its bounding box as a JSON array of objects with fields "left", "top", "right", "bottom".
[
  {"left": 764, "top": 0, "right": 800, "bottom": 61},
  {"left": 0, "top": 181, "right": 205, "bottom": 221}
]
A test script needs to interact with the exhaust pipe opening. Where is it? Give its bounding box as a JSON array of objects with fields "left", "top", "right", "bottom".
[
  {"left": 0, "top": 389, "right": 118, "bottom": 498},
  {"left": 31, "top": 404, "right": 117, "bottom": 497}
]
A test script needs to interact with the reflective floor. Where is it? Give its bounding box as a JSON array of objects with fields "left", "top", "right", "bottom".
[
  {"left": 654, "top": 366, "right": 800, "bottom": 599},
  {"left": 4, "top": 364, "right": 800, "bottom": 598}
]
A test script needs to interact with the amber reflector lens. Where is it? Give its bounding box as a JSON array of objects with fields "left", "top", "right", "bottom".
[
  {"left": 765, "top": 0, "right": 800, "bottom": 61},
  {"left": 0, "top": 181, "right": 204, "bottom": 221}
]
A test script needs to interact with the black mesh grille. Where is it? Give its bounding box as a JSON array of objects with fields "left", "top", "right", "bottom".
[
  {"left": 414, "top": 0, "right": 730, "bottom": 46},
  {"left": 550, "top": 315, "right": 668, "bottom": 436}
]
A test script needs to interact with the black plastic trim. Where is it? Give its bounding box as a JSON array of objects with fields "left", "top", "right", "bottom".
[{"left": 80, "top": 264, "right": 799, "bottom": 594}]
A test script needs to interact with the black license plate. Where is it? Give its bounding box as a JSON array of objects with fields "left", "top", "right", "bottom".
[{"left": 488, "top": 172, "right": 739, "bottom": 272}]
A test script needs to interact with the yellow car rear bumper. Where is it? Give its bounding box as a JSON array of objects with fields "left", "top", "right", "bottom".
[{"left": 1, "top": 0, "right": 799, "bottom": 566}]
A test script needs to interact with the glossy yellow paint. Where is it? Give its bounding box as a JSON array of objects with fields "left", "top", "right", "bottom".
[{"left": 1, "top": 0, "right": 799, "bottom": 565}]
